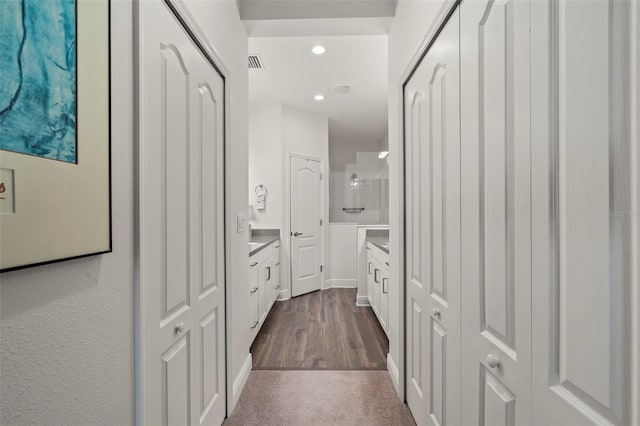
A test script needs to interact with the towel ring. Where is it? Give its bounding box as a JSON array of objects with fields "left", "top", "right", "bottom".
[{"left": 255, "top": 184, "right": 267, "bottom": 196}]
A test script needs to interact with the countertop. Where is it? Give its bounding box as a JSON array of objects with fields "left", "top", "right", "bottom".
[
  {"left": 366, "top": 229, "right": 389, "bottom": 254},
  {"left": 249, "top": 229, "right": 280, "bottom": 257}
]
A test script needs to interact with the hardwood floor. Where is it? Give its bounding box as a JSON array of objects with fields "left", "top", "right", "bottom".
[{"left": 251, "top": 288, "right": 389, "bottom": 370}]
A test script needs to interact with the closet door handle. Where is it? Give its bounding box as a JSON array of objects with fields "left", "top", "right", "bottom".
[
  {"left": 382, "top": 278, "right": 388, "bottom": 294},
  {"left": 432, "top": 307, "right": 441, "bottom": 319},
  {"left": 250, "top": 287, "right": 258, "bottom": 294},
  {"left": 250, "top": 321, "right": 258, "bottom": 329},
  {"left": 250, "top": 261, "right": 258, "bottom": 267},
  {"left": 486, "top": 354, "right": 500, "bottom": 369},
  {"left": 275, "top": 262, "right": 280, "bottom": 266},
  {"left": 293, "top": 232, "right": 303, "bottom": 237}
]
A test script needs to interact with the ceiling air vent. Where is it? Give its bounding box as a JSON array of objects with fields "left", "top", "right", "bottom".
[{"left": 248, "top": 54, "right": 264, "bottom": 70}]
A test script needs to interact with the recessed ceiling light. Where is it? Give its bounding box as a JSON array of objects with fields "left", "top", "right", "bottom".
[
  {"left": 314, "top": 94, "right": 325, "bottom": 101},
  {"left": 312, "top": 45, "right": 326, "bottom": 55}
]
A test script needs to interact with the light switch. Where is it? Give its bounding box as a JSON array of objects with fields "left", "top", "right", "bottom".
[{"left": 237, "top": 214, "right": 247, "bottom": 233}]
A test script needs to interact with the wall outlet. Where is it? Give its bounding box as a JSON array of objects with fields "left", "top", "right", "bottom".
[{"left": 237, "top": 214, "right": 247, "bottom": 233}]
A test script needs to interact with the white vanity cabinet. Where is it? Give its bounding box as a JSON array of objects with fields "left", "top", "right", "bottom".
[
  {"left": 249, "top": 239, "right": 280, "bottom": 342},
  {"left": 366, "top": 242, "right": 390, "bottom": 336}
]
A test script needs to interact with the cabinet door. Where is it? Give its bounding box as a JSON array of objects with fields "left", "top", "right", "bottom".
[
  {"left": 381, "top": 264, "right": 389, "bottom": 334},
  {"left": 372, "top": 261, "right": 381, "bottom": 316},
  {"left": 249, "top": 261, "right": 259, "bottom": 333},
  {"left": 531, "top": 1, "right": 638, "bottom": 424},
  {"left": 259, "top": 260, "right": 271, "bottom": 324},
  {"left": 404, "top": 9, "right": 461, "bottom": 426},
  {"left": 367, "top": 251, "right": 375, "bottom": 306},
  {"left": 460, "top": 1, "right": 532, "bottom": 425}
]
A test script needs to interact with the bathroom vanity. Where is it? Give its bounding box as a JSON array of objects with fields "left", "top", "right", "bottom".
[
  {"left": 248, "top": 233, "right": 280, "bottom": 343},
  {"left": 366, "top": 230, "right": 390, "bottom": 336}
]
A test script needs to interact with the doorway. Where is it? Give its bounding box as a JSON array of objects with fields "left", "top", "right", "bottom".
[{"left": 289, "top": 154, "right": 323, "bottom": 297}]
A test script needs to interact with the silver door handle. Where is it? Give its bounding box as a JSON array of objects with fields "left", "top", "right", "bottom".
[
  {"left": 431, "top": 308, "right": 441, "bottom": 319},
  {"left": 250, "top": 261, "right": 258, "bottom": 267},
  {"left": 250, "top": 287, "right": 258, "bottom": 294},
  {"left": 486, "top": 354, "right": 500, "bottom": 368},
  {"left": 174, "top": 322, "right": 184, "bottom": 334},
  {"left": 275, "top": 262, "right": 280, "bottom": 266},
  {"left": 250, "top": 321, "right": 258, "bottom": 329},
  {"left": 293, "top": 232, "right": 303, "bottom": 237}
]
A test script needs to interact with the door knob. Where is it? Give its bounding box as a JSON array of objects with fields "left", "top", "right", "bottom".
[
  {"left": 431, "top": 307, "right": 441, "bottom": 319},
  {"left": 486, "top": 354, "right": 500, "bottom": 368},
  {"left": 174, "top": 322, "right": 184, "bottom": 334},
  {"left": 293, "top": 232, "right": 303, "bottom": 237}
]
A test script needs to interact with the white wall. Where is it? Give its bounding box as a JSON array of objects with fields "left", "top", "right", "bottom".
[
  {"left": 326, "top": 223, "right": 358, "bottom": 288},
  {"left": 248, "top": 102, "right": 282, "bottom": 229},
  {"left": 0, "top": 2, "right": 135, "bottom": 424},
  {"left": 0, "top": 0, "right": 250, "bottom": 423},
  {"left": 248, "top": 103, "right": 329, "bottom": 299},
  {"left": 387, "top": 0, "right": 445, "bottom": 397},
  {"left": 281, "top": 104, "right": 330, "bottom": 299}
]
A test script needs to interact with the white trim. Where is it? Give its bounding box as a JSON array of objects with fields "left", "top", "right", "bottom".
[
  {"left": 231, "top": 354, "right": 253, "bottom": 408},
  {"left": 631, "top": 1, "right": 640, "bottom": 423},
  {"left": 356, "top": 294, "right": 371, "bottom": 306},
  {"left": 277, "top": 287, "right": 290, "bottom": 301},
  {"left": 387, "top": 353, "right": 400, "bottom": 397},
  {"left": 323, "top": 279, "right": 357, "bottom": 289},
  {"left": 286, "top": 152, "right": 327, "bottom": 299}
]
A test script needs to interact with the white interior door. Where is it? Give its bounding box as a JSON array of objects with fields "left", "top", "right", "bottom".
[
  {"left": 531, "top": 1, "right": 638, "bottom": 424},
  {"left": 404, "top": 10, "right": 461, "bottom": 426},
  {"left": 460, "top": 1, "right": 532, "bottom": 425},
  {"left": 290, "top": 156, "right": 322, "bottom": 297},
  {"left": 139, "top": 1, "right": 226, "bottom": 424}
]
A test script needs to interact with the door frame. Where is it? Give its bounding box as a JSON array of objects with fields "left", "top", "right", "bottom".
[
  {"left": 396, "top": 0, "right": 461, "bottom": 402},
  {"left": 134, "top": 0, "right": 234, "bottom": 422},
  {"left": 285, "top": 152, "right": 327, "bottom": 299}
]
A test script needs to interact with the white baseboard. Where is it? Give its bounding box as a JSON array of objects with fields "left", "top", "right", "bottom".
[
  {"left": 324, "top": 278, "right": 357, "bottom": 289},
  {"left": 387, "top": 353, "right": 401, "bottom": 397},
  {"left": 356, "top": 294, "right": 370, "bottom": 306},
  {"left": 277, "top": 287, "right": 290, "bottom": 301},
  {"left": 231, "top": 354, "right": 252, "bottom": 410}
]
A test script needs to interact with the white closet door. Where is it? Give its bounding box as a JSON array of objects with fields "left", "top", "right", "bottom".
[
  {"left": 139, "top": 1, "right": 226, "bottom": 425},
  {"left": 460, "top": 1, "right": 532, "bottom": 425},
  {"left": 405, "top": 10, "right": 461, "bottom": 426},
  {"left": 531, "top": 0, "right": 638, "bottom": 424}
]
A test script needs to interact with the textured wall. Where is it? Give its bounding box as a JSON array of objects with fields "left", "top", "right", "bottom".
[{"left": 0, "top": 1, "right": 135, "bottom": 425}]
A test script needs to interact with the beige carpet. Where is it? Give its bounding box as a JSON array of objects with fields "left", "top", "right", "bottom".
[{"left": 224, "top": 370, "right": 416, "bottom": 426}]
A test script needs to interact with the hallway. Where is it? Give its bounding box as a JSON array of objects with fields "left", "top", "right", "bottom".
[
  {"left": 224, "top": 370, "right": 415, "bottom": 425},
  {"left": 231, "top": 289, "right": 412, "bottom": 424}
]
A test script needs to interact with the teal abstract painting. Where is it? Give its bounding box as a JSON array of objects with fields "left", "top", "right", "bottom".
[{"left": 0, "top": 0, "right": 76, "bottom": 163}]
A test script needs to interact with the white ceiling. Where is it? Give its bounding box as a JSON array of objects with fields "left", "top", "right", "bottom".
[{"left": 249, "top": 35, "right": 389, "bottom": 147}]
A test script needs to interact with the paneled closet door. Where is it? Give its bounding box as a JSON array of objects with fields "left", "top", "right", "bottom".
[
  {"left": 531, "top": 0, "right": 638, "bottom": 424},
  {"left": 404, "top": 10, "right": 461, "bottom": 426},
  {"left": 460, "top": 1, "right": 532, "bottom": 425},
  {"left": 140, "top": 1, "right": 226, "bottom": 425}
]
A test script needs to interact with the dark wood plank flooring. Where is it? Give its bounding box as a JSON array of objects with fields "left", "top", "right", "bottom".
[{"left": 251, "top": 288, "right": 389, "bottom": 370}]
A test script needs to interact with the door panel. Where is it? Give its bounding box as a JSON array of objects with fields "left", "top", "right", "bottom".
[
  {"left": 531, "top": 1, "right": 636, "bottom": 424},
  {"left": 405, "top": 10, "right": 460, "bottom": 426},
  {"left": 140, "top": 2, "right": 226, "bottom": 425},
  {"left": 163, "top": 335, "right": 191, "bottom": 426},
  {"left": 290, "top": 157, "right": 322, "bottom": 297},
  {"left": 461, "top": 1, "right": 532, "bottom": 425}
]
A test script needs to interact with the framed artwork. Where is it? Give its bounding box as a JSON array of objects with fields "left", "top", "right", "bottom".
[{"left": 0, "top": 0, "right": 111, "bottom": 272}]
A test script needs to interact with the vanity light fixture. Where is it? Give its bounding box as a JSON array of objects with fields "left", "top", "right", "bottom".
[
  {"left": 312, "top": 45, "right": 326, "bottom": 55},
  {"left": 314, "top": 94, "right": 325, "bottom": 101}
]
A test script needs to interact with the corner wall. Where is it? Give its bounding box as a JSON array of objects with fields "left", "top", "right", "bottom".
[{"left": 387, "top": 0, "right": 447, "bottom": 397}]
